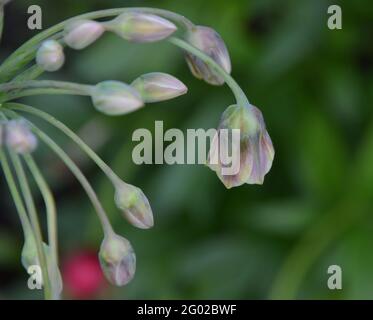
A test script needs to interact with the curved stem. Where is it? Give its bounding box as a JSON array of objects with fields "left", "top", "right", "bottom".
[
  {"left": 6, "top": 103, "right": 122, "bottom": 186},
  {"left": 0, "top": 148, "right": 33, "bottom": 240},
  {"left": 0, "top": 8, "right": 194, "bottom": 81},
  {"left": 0, "top": 80, "right": 94, "bottom": 103},
  {"left": 23, "top": 153, "right": 58, "bottom": 267},
  {"left": 0, "top": 80, "right": 93, "bottom": 95},
  {"left": 168, "top": 37, "right": 249, "bottom": 106},
  {"left": 7, "top": 149, "right": 52, "bottom": 299},
  {"left": 5, "top": 110, "right": 115, "bottom": 237}
]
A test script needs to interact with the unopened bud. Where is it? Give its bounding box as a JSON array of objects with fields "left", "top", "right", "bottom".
[
  {"left": 5, "top": 119, "right": 37, "bottom": 154},
  {"left": 99, "top": 233, "right": 136, "bottom": 286},
  {"left": 21, "top": 234, "right": 38, "bottom": 271},
  {"left": 131, "top": 72, "right": 187, "bottom": 103},
  {"left": 185, "top": 26, "right": 231, "bottom": 85},
  {"left": 64, "top": 19, "right": 105, "bottom": 50},
  {"left": 114, "top": 182, "right": 154, "bottom": 229},
  {"left": 36, "top": 40, "right": 65, "bottom": 72},
  {"left": 91, "top": 81, "right": 144, "bottom": 116},
  {"left": 106, "top": 12, "right": 177, "bottom": 43}
]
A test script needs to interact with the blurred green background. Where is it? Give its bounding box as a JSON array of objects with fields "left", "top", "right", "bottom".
[{"left": 0, "top": 0, "right": 372, "bottom": 299}]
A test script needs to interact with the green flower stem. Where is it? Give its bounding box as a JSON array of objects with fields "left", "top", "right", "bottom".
[
  {"left": 7, "top": 149, "right": 52, "bottom": 299},
  {"left": 168, "top": 37, "right": 250, "bottom": 107},
  {"left": 0, "top": 148, "right": 34, "bottom": 242},
  {"left": 6, "top": 103, "right": 122, "bottom": 187},
  {"left": 0, "top": 80, "right": 93, "bottom": 103},
  {"left": 5, "top": 110, "right": 115, "bottom": 237},
  {"left": 23, "top": 153, "right": 58, "bottom": 267},
  {"left": 2, "top": 88, "right": 87, "bottom": 102},
  {"left": 0, "top": 8, "right": 194, "bottom": 81}
]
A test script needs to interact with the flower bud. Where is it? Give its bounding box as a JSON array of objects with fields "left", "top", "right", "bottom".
[
  {"left": 99, "top": 233, "right": 136, "bottom": 286},
  {"left": 114, "top": 182, "right": 154, "bottom": 229},
  {"left": 21, "top": 239, "right": 63, "bottom": 298},
  {"left": 131, "top": 72, "right": 188, "bottom": 103},
  {"left": 208, "top": 104, "right": 274, "bottom": 188},
  {"left": 36, "top": 40, "right": 65, "bottom": 72},
  {"left": 185, "top": 26, "right": 231, "bottom": 85},
  {"left": 64, "top": 19, "right": 105, "bottom": 50},
  {"left": 21, "top": 234, "right": 38, "bottom": 271},
  {"left": 91, "top": 81, "right": 144, "bottom": 116},
  {"left": 106, "top": 12, "right": 177, "bottom": 43},
  {"left": 5, "top": 119, "right": 37, "bottom": 154}
]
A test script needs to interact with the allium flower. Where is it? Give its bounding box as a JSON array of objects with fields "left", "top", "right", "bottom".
[
  {"left": 36, "top": 40, "right": 65, "bottom": 72},
  {"left": 114, "top": 182, "right": 154, "bottom": 229},
  {"left": 131, "top": 72, "right": 188, "bottom": 103},
  {"left": 208, "top": 104, "right": 274, "bottom": 188},
  {"left": 185, "top": 26, "right": 231, "bottom": 85},
  {"left": 91, "top": 81, "right": 144, "bottom": 115},
  {"left": 64, "top": 19, "right": 105, "bottom": 50},
  {"left": 5, "top": 119, "right": 38, "bottom": 154},
  {"left": 99, "top": 234, "right": 136, "bottom": 286},
  {"left": 106, "top": 12, "right": 177, "bottom": 43}
]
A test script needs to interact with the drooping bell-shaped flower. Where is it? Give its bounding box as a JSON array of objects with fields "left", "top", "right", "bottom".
[
  {"left": 114, "top": 182, "right": 154, "bottom": 229},
  {"left": 36, "top": 40, "right": 65, "bottom": 72},
  {"left": 184, "top": 26, "right": 231, "bottom": 85},
  {"left": 105, "top": 12, "right": 177, "bottom": 43},
  {"left": 64, "top": 19, "right": 105, "bottom": 50},
  {"left": 99, "top": 233, "right": 136, "bottom": 286},
  {"left": 5, "top": 119, "right": 38, "bottom": 154},
  {"left": 91, "top": 81, "right": 144, "bottom": 116},
  {"left": 208, "top": 104, "right": 274, "bottom": 188},
  {"left": 131, "top": 72, "right": 188, "bottom": 103}
]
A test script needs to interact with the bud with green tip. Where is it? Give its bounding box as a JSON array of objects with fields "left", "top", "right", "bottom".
[
  {"left": 21, "top": 234, "right": 39, "bottom": 271},
  {"left": 105, "top": 12, "right": 177, "bottom": 43},
  {"left": 114, "top": 182, "right": 154, "bottom": 229},
  {"left": 21, "top": 239, "right": 63, "bottom": 298},
  {"left": 64, "top": 19, "right": 105, "bottom": 50},
  {"left": 131, "top": 72, "right": 188, "bottom": 103},
  {"left": 36, "top": 40, "right": 65, "bottom": 72},
  {"left": 5, "top": 119, "right": 37, "bottom": 154},
  {"left": 99, "top": 233, "right": 136, "bottom": 286},
  {"left": 208, "top": 104, "right": 274, "bottom": 188},
  {"left": 185, "top": 26, "right": 231, "bottom": 85},
  {"left": 91, "top": 81, "right": 144, "bottom": 116}
]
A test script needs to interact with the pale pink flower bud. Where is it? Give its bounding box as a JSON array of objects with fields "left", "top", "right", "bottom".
[
  {"left": 114, "top": 182, "right": 154, "bottom": 229},
  {"left": 185, "top": 26, "right": 231, "bottom": 85},
  {"left": 36, "top": 40, "right": 65, "bottom": 72},
  {"left": 99, "top": 233, "right": 136, "bottom": 286},
  {"left": 208, "top": 104, "right": 274, "bottom": 188},
  {"left": 131, "top": 72, "right": 188, "bottom": 103},
  {"left": 91, "top": 81, "right": 144, "bottom": 116},
  {"left": 106, "top": 12, "right": 177, "bottom": 43},
  {"left": 5, "top": 119, "right": 37, "bottom": 154},
  {"left": 64, "top": 19, "right": 105, "bottom": 50}
]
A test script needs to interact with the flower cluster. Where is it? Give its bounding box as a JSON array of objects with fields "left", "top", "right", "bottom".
[{"left": 0, "top": 6, "right": 274, "bottom": 299}]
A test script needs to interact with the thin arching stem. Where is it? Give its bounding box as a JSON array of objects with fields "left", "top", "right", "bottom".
[
  {"left": 6, "top": 103, "right": 122, "bottom": 186},
  {"left": 4, "top": 110, "right": 115, "bottom": 237},
  {"left": 7, "top": 150, "right": 52, "bottom": 299},
  {"left": 23, "top": 153, "right": 59, "bottom": 266}
]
